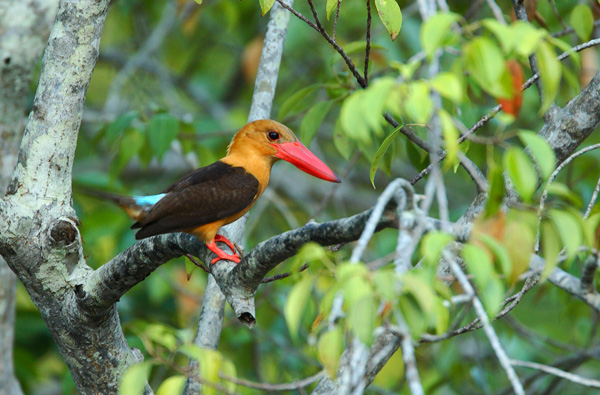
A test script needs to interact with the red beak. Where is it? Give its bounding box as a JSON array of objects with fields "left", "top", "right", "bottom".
[{"left": 272, "top": 141, "right": 341, "bottom": 183}]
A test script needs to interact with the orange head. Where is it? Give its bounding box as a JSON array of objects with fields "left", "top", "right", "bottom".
[{"left": 226, "top": 119, "right": 341, "bottom": 183}]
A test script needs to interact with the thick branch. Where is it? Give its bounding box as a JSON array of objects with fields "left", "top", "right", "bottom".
[{"left": 539, "top": 71, "right": 600, "bottom": 163}]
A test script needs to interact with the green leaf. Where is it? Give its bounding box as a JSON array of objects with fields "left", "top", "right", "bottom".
[
  {"left": 403, "top": 81, "right": 432, "bottom": 124},
  {"left": 326, "top": 0, "right": 341, "bottom": 20},
  {"left": 340, "top": 91, "right": 371, "bottom": 144},
  {"left": 462, "top": 244, "right": 504, "bottom": 317},
  {"left": 284, "top": 275, "right": 314, "bottom": 340},
  {"left": 503, "top": 147, "right": 537, "bottom": 202},
  {"left": 462, "top": 244, "right": 493, "bottom": 287},
  {"left": 536, "top": 40, "right": 561, "bottom": 113},
  {"left": 148, "top": 113, "right": 179, "bottom": 160},
  {"left": 518, "top": 130, "right": 556, "bottom": 180},
  {"left": 485, "top": 164, "right": 505, "bottom": 218},
  {"left": 571, "top": 4, "right": 594, "bottom": 42},
  {"left": 362, "top": 77, "right": 396, "bottom": 132},
  {"left": 348, "top": 295, "right": 377, "bottom": 345},
  {"left": 106, "top": 110, "right": 138, "bottom": 142},
  {"left": 463, "top": 37, "right": 512, "bottom": 98},
  {"left": 546, "top": 182, "right": 584, "bottom": 207},
  {"left": 333, "top": 119, "right": 354, "bottom": 159},
  {"left": 300, "top": 101, "right": 334, "bottom": 144},
  {"left": 156, "top": 376, "right": 186, "bottom": 395},
  {"left": 438, "top": 109, "right": 459, "bottom": 170},
  {"left": 374, "top": 0, "right": 403, "bottom": 40},
  {"left": 110, "top": 129, "right": 145, "bottom": 177},
  {"left": 541, "top": 220, "right": 561, "bottom": 278},
  {"left": 402, "top": 272, "right": 438, "bottom": 318},
  {"left": 119, "top": 363, "right": 148, "bottom": 395},
  {"left": 431, "top": 72, "right": 464, "bottom": 103},
  {"left": 259, "top": 0, "right": 276, "bottom": 15},
  {"left": 279, "top": 85, "right": 320, "bottom": 119},
  {"left": 421, "top": 231, "right": 454, "bottom": 268},
  {"left": 370, "top": 126, "right": 401, "bottom": 188},
  {"left": 512, "top": 22, "right": 546, "bottom": 57},
  {"left": 476, "top": 234, "right": 512, "bottom": 278},
  {"left": 481, "top": 19, "right": 513, "bottom": 54},
  {"left": 374, "top": 269, "right": 397, "bottom": 302},
  {"left": 317, "top": 327, "right": 343, "bottom": 377},
  {"left": 549, "top": 209, "right": 583, "bottom": 260},
  {"left": 420, "top": 12, "right": 461, "bottom": 58},
  {"left": 503, "top": 220, "right": 534, "bottom": 283},
  {"left": 338, "top": 263, "right": 373, "bottom": 307}
]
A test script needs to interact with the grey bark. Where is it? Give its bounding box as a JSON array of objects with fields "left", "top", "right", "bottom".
[
  {"left": 0, "top": 0, "right": 151, "bottom": 393},
  {"left": 0, "top": 1, "right": 57, "bottom": 394}
]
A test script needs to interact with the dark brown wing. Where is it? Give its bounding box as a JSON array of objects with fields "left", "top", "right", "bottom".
[{"left": 133, "top": 161, "right": 259, "bottom": 239}]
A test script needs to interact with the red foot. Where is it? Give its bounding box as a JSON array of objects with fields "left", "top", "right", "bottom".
[{"left": 206, "top": 237, "right": 241, "bottom": 264}]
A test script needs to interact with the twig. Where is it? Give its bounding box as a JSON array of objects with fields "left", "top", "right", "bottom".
[
  {"left": 394, "top": 314, "right": 424, "bottom": 395},
  {"left": 218, "top": 370, "right": 325, "bottom": 391},
  {"left": 333, "top": 0, "right": 341, "bottom": 40},
  {"left": 512, "top": 0, "right": 543, "bottom": 98},
  {"left": 261, "top": 263, "right": 309, "bottom": 283},
  {"left": 547, "top": 0, "right": 568, "bottom": 30},
  {"left": 420, "top": 269, "right": 539, "bottom": 344},
  {"left": 485, "top": 0, "right": 506, "bottom": 24},
  {"left": 502, "top": 315, "right": 581, "bottom": 354},
  {"left": 447, "top": 254, "right": 525, "bottom": 395},
  {"left": 276, "top": 0, "right": 367, "bottom": 87},
  {"left": 410, "top": 105, "right": 502, "bottom": 185},
  {"left": 350, "top": 179, "right": 413, "bottom": 263},
  {"left": 552, "top": 20, "right": 600, "bottom": 38},
  {"left": 584, "top": 176, "right": 600, "bottom": 219},
  {"left": 511, "top": 359, "right": 600, "bottom": 389},
  {"left": 364, "top": 0, "right": 372, "bottom": 86},
  {"left": 103, "top": 1, "right": 177, "bottom": 117},
  {"left": 536, "top": 143, "right": 600, "bottom": 252}
]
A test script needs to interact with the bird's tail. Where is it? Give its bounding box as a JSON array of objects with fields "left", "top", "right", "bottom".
[{"left": 78, "top": 188, "right": 150, "bottom": 222}]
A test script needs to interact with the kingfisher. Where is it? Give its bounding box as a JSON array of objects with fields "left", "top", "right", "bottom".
[{"left": 100, "top": 119, "right": 341, "bottom": 264}]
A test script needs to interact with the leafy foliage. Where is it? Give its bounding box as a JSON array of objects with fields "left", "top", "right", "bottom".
[{"left": 12, "top": 0, "right": 600, "bottom": 394}]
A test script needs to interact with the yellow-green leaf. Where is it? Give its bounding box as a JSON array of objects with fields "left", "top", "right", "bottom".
[
  {"left": 348, "top": 295, "right": 377, "bottom": 345},
  {"left": 570, "top": 4, "right": 594, "bottom": 42},
  {"left": 326, "top": 0, "right": 340, "bottom": 20},
  {"left": 403, "top": 81, "right": 432, "bottom": 124},
  {"left": 284, "top": 275, "right": 314, "bottom": 340},
  {"left": 431, "top": 72, "right": 464, "bottom": 103},
  {"left": 148, "top": 113, "right": 179, "bottom": 160},
  {"left": 317, "top": 327, "right": 344, "bottom": 377},
  {"left": 157, "top": 376, "right": 186, "bottom": 395},
  {"left": 374, "top": 0, "right": 402, "bottom": 40},
  {"left": 420, "top": 12, "right": 461, "bottom": 58},
  {"left": 549, "top": 209, "right": 583, "bottom": 260},
  {"left": 536, "top": 40, "right": 561, "bottom": 113},
  {"left": 119, "top": 363, "right": 148, "bottom": 395},
  {"left": 370, "top": 126, "right": 401, "bottom": 188},
  {"left": 503, "top": 147, "right": 537, "bottom": 202},
  {"left": 421, "top": 231, "right": 454, "bottom": 268},
  {"left": 300, "top": 101, "right": 334, "bottom": 144},
  {"left": 518, "top": 130, "right": 556, "bottom": 180},
  {"left": 464, "top": 37, "right": 512, "bottom": 98},
  {"left": 439, "top": 109, "right": 459, "bottom": 170},
  {"left": 259, "top": 0, "right": 276, "bottom": 15}
]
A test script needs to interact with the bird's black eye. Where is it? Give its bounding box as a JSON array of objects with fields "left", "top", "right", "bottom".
[{"left": 268, "top": 130, "right": 280, "bottom": 141}]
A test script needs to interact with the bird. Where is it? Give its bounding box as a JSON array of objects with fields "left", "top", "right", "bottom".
[{"left": 94, "top": 119, "right": 341, "bottom": 264}]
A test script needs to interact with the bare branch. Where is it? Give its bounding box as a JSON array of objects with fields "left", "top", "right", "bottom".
[
  {"left": 511, "top": 359, "right": 600, "bottom": 389},
  {"left": 446, "top": 253, "right": 525, "bottom": 395},
  {"left": 219, "top": 370, "right": 325, "bottom": 391}
]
